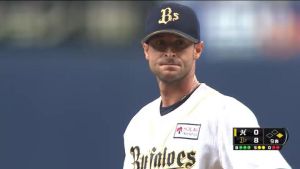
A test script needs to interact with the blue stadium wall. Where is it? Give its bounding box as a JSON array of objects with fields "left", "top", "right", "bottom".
[{"left": 0, "top": 46, "right": 299, "bottom": 169}]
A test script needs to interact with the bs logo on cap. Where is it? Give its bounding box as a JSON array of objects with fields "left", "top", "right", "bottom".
[
  {"left": 142, "top": 2, "right": 200, "bottom": 43},
  {"left": 158, "top": 7, "right": 179, "bottom": 24}
]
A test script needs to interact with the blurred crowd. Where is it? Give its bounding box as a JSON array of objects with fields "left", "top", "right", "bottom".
[{"left": 0, "top": 1, "right": 299, "bottom": 60}]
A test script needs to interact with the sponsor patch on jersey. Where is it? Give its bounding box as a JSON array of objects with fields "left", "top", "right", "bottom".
[{"left": 174, "top": 123, "right": 201, "bottom": 140}]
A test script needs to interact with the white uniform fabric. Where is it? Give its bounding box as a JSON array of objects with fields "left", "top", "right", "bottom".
[{"left": 123, "top": 83, "right": 291, "bottom": 169}]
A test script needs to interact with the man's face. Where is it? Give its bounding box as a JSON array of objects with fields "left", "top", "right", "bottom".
[{"left": 143, "top": 33, "right": 203, "bottom": 83}]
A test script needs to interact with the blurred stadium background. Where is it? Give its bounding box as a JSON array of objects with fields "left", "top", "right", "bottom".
[{"left": 0, "top": 1, "right": 299, "bottom": 169}]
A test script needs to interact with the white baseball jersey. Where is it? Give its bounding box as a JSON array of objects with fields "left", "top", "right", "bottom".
[{"left": 123, "top": 83, "right": 291, "bottom": 169}]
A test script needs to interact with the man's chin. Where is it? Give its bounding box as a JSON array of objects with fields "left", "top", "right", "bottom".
[{"left": 157, "top": 73, "right": 181, "bottom": 83}]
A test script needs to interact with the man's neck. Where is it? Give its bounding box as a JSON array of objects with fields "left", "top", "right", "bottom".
[{"left": 159, "top": 75, "right": 200, "bottom": 107}]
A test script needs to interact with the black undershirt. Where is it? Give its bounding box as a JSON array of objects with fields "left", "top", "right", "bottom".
[{"left": 160, "top": 85, "right": 199, "bottom": 116}]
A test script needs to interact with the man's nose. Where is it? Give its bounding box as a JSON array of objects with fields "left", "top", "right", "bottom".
[{"left": 163, "top": 47, "right": 176, "bottom": 57}]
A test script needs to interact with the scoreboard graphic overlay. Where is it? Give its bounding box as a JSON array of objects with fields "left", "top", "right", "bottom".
[{"left": 233, "top": 128, "right": 289, "bottom": 150}]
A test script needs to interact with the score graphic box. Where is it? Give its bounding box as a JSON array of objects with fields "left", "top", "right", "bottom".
[{"left": 233, "top": 128, "right": 289, "bottom": 150}]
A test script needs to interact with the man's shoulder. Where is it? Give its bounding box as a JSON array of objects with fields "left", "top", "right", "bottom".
[
  {"left": 195, "top": 83, "right": 232, "bottom": 104},
  {"left": 197, "top": 84, "right": 255, "bottom": 116},
  {"left": 200, "top": 84, "right": 246, "bottom": 105},
  {"left": 124, "top": 97, "right": 160, "bottom": 134},
  {"left": 135, "top": 97, "right": 160, "bottom": 118}
]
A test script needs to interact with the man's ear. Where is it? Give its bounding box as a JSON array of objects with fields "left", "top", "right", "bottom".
[
  {"left": 194, "top": 41, "right": 204, "bottom": 60},
  {"left": 142, "top": 43, "right": 150, "bottom": 60}
]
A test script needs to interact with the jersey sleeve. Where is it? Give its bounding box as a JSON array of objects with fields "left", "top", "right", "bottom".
[
  {"left": 216, "top": 96, "right": 291, "bottom": 169},
  {"left": 123, "top": 113, "right": 138, "bottom": 169},
  {"left": 123, "top": 132, "right": 131, "bottom": 169}
]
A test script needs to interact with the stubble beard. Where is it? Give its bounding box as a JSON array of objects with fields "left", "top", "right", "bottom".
[
  {"left": 149, "top": 58, "right": 194, "bottom": 84},
  {"left": 154, "top": 67, "right": 192, "bottom": 85}
]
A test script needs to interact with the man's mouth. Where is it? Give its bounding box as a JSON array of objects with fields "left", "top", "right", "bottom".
[{"left": 159, "top": 60, "right": 180, "bottom": 66}]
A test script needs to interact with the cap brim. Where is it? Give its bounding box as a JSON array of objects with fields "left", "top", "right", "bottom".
[{"left": 142, "top": 29, "right": 199, "bottom": 43}]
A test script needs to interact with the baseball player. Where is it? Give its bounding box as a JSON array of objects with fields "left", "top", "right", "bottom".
[{"left": 123, "top": 2, "right": 291, "bottom": 169}]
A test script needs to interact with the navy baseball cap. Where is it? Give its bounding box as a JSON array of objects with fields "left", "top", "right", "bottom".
[{"left": 142, "top": 2, "right": 200, "bottom": 43}]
